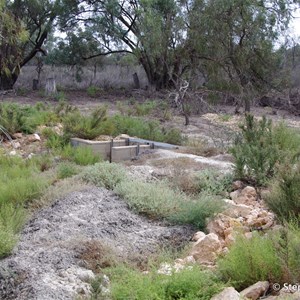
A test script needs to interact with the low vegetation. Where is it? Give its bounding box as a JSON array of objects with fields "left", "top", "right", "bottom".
[
  {"left": 231, "top": 114, "right": 300, "bottom": 186},
  {"left": 82, "top": 162, "right": 224, "bottom": 229},
  {"left": 98, "top": 264, "right": 224, "bottom": 300}
]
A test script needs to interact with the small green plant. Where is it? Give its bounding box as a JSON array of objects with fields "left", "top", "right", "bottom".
[
  {"left": 219, "top": 114, "right": 231, "bottom": 122},
  {"left": 57, "top": 162, "right": 79, "bottom": 179},
  {"left": 60, "top": 145, "right": 101, "bottom": 166},
  {"left": 114, "top": 179, "right": 184, "bottom": 219},
  {"left": 87, "top": 85, "right": 100, "bottom": 98},
  {"left": 54, "top": 91, "right": 67, "bottom": 102},
  {"left": 196, "top": 170, "right": 233, "bottom": 196},
  {"left": 218, "top": 232, "right": 282, "bottom": 290},
  {"left": 81, "top": 162, "right": 127, "bottom": 189},
  {"left": 230, "top": 114, "right": 279, "bottom": 186},
  {"left": 265, "top": 163, "right": 300, "bottom": 224},
  {"left": 102, "top": 264, "right": 224, "bottom": 300},
  {"left": 63, "top": 106, "right": 110, "bottom": 140},
  {"left": 170, "top": 193, "right": 225, "bottom": 230}
]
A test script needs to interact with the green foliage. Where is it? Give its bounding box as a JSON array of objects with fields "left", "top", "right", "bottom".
[
  {"left": 82, "top": 162, "right": 221, "bottom": 228},
  {"left": 170, "top": 194, "right": 225, "bottom": 231},
  {"left": 103, "top": 264, "right": 224, "bottom": 300},
  {"left": 81, "top": 162, "right": 127, "bottom": 189},
  {"left": 133, "top": 101, "right": 157, "bottom": 116},
  {"left": 111, "top": 115, "right": 183, "bottom": 145},
  {"left": 59, "top": 144, "right": 101, "bottom": 166},
  {"left": 87, "top": 86, "right": 101, "bottom": 98},
  {"left": 63, "top": 106, "right": 110, "bottom": 139},
  {"left": 218, "top": 233, "right": 282, "bottom": 290},
  {"left": 231, "top": 115, "right": 300, "bottom": 186},
  {"left": 196, "top": 170, "right": 233, "bottom": 196},
  {"left": 265, "top": 163, "right": 300, "bottom": 224},
  {"left": 114, "top": 179, "right": 184, "bottom": 219},
  {"left": 273, "top": 222, "right": 300, "bottom": 283},
  {"left": 0, "top": 203, "right": 25, "bottom": 258},
  {"left": 0, "top": 151, "right": 50, "bottom": 257},
  {"left": 57, "top": 162, "right": 79, "bottom": 179},
  {"left": 0, "top": 103, "right": 59, "bottom": 136},
  {"left": 230, "top": 114, "right": 279, "bottom": 185},
  {"left": 53, "top": 91, "right": 67, "bottom": 102}
]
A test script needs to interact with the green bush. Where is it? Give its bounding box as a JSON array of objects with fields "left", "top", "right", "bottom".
[
  {"left": 60, "top": 145, "right": 101, "bottom": 166},
  {"left": 196, "top": 170, "right": 233, "bottom": 196},
  {"left": 133, "top": 101, "right": 157, "bottom": 116},
  {"left": 57, "top": 162, "right": 79, "bottom": 179},
  {"left": 273, "top": 223, "right": 300, "bottom": 283},
  {"left": 0, "top": 103, "right": 60, "bottom": 137},
  {"left": 0, "top": 152, "right": 50, "bottom": 257},
  {"left": 170, "top": 193, "right": 225, "bottom": 231},
  {"left": 0, "top": 203, "right": 25, "bottom": 258},
  {"left": 87, "top": 86, "right": 101, "bottom": 98},
  {"left": 81, "top": 162, "right": 127, "bottom": 189},
  {"left": 111, "top": 115, "right": 183, "bottom": 145},
  {"left": 230, "top": 114, "right": 279, "bottom": 186},
  {"left": 101, "top": 264, "right": 224, "bottom": 300},
  {"left": 63, "top": 106, "right": 111, "bottom": 139},
  {"left": 218, "top": 232, "right": 282, "bottom": 290},
  {"left": 265, "top": 163, "right": 300, "bottom": 224},
  {"left": 114, "top": 179, "right": 184, "bottom": 219}
]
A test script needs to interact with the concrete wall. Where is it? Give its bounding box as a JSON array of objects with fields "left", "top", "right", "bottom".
[
  {"left": 70, "top": 138, "right": 127, "bottom": 161},
  {"left": 111, "top": 145, "right": 150, "bottom": 162},
  {"left": 70, "top": 137, "right": 150, "bottom": 162}
]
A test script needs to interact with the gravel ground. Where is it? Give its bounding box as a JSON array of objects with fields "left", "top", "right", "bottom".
[{"left": 0, "top": 188, "right": 193, "bottom": 300}]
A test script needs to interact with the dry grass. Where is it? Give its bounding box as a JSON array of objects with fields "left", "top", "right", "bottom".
[
  {"left": 16, "top": 65, "right": 148, "bottom": 90},
  {"left": 150, "top": 157, "right": 206, "bottom": 171},
  {"left": 78, "top": 240, "right": 120, "bottom": 274},
  {"left": 30, "top": 177, "right": 91, "bottom": 209},
  {"left": 180, "top": 138, "right": 222, "bottom": 157}
]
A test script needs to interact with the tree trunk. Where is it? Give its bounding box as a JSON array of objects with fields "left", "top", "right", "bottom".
[
  {"left": 0, "top": 73, "right": 18, "bottom": 90},
  {"left": 45, "top": 78, "right": 57, "bottom": 95}
]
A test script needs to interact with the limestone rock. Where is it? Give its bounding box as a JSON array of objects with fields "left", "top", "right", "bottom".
[
  {"left": 191, "top": 231, "right": 206, "bottom": 242},
  {"left": 240, "top": 281, "right": 269, "bottom": 300},
  {"left": 211, "top": 287, "right": 240, "bottom": 300},
  {"left": 27, "top": 133, "right": 41, "bottom": 143},
  {"left": 207, "top": 214, "right": 243, "bottom": 241},
  {"left": 232, "top": 180, "right": 244, "bottom": 190},
  {"left": 13, "top": 132, "right": 23, "bottom": 139},
  {"left": 190, "top": 233, "right": 222, "bottom": 265}
]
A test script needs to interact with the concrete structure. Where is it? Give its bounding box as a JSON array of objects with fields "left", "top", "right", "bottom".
[{"left": 70, "top": 136, "right": 178, "bottom": 163}]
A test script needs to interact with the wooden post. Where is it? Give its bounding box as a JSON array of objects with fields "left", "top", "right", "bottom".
[
  {"left": 45, "top": 78, "right": 57, "bottom": 95},
  {"left": 132, "top": 73, "right": 140, "bottom": 89},
  {"left": 32, "top": 79, "right": 39, "bottom": 90}
]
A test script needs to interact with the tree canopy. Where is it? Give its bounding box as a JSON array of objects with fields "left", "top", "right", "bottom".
[{"left": 1, "top": 0, "right": 300, "bottom": 111}]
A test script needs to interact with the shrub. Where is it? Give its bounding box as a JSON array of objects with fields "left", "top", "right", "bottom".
[
  {"left": 63, "top": 106, "right": 110, "bottom": 139},
  {"left": 0, "top": 204, "right": 25, "bottom": 258},
  {"left": 196, "top": 170, "right": 233, "bottom": 196},
  {"left": 0, "top": 103, "right": 60, "bottom": 137},
  {"left": 265, "top": 163, "right": 300, "bottom": 224},
  {"left": 60, "top": 144, "right": 101, "bottom": 166},
  {"left": 114, "top": 179, "right": 184, "bottom": 219},
  {"left": 87, "top": 85, "right": 101, "bottom": 98},
  {"left": 102, "top": 264, "right": 224, "bottom": 300},
  {"left": 81, "top": 162, "right": 127, "bottom": 189},
  {"left": 111, "top": 115, "right": 183, "bottom": 145},
  {"left": 57, "top": 162, "right": 79, "bottom": 179},
  {"left": 133, "top": 101, "right": 157, "bottom": 116},
  {"left": 170, "top": 193, "right": 225, "bottom": 231},
  {"left": 218, "top": 233, "right": 282, "bottom": 290},
  {"left": 230, "top": 114, "right": 279, "bottom": 186}
]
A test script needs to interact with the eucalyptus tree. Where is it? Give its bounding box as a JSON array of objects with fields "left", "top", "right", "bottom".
[
  {"left": 186, "top": 0, "right": 299, "bottom": 111},
  {"left": 0, "top": 0, "right": 62, "bottom": 90}
]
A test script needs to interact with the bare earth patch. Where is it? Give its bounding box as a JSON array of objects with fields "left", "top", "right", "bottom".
[{"left": 0, "top": 188, "right": 193, "bottom": 300}]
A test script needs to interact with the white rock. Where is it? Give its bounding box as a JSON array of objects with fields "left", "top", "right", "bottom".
[
  {"left": 211, "top": 287, "right": 240, "bottom": 300},
  {"left": 240, "top": 281, "right": 269, "bottom": 300}
]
